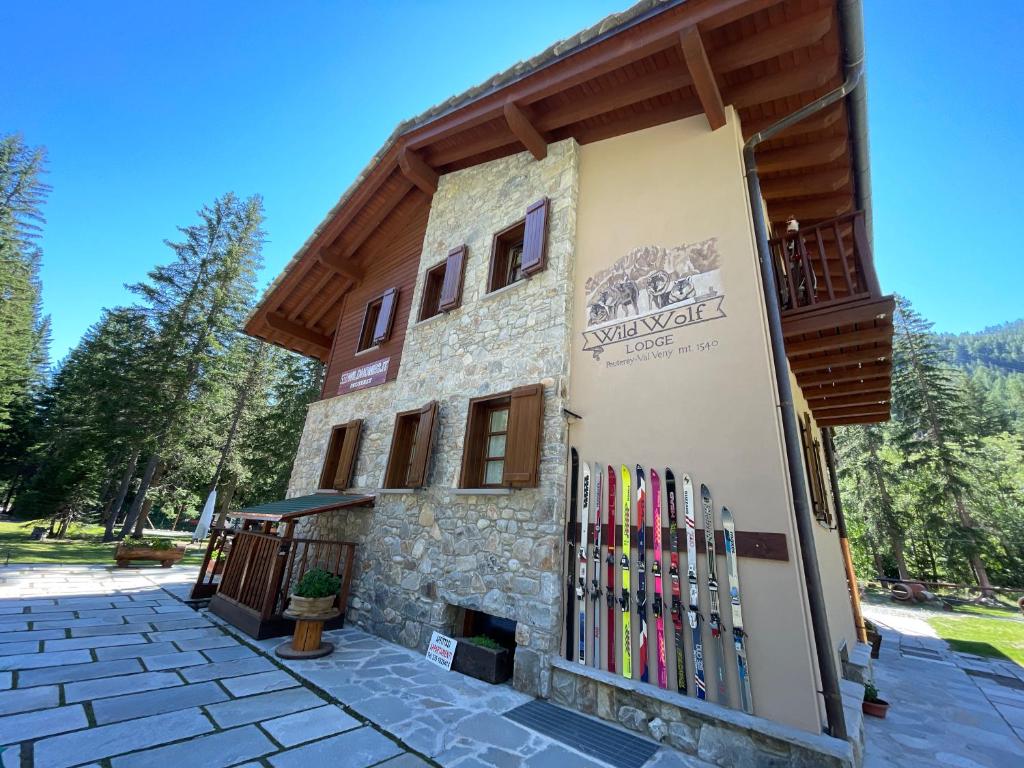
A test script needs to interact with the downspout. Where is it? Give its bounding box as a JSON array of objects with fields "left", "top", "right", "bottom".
[
  {"left": 824, "top": 427, "right": 868, "bottom": 643},
  {"left": 741, "top": 0, "right": 868, "bottom": 741}
]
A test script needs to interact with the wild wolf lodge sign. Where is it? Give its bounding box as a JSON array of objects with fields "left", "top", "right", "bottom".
[{"left": 582, "top": 238, "right": 727, "bottom": 361}]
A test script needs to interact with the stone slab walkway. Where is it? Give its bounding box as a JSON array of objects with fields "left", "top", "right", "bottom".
[
  {"left": 862, "top": 604, "right": 1024, "bottom": 768},
  {"left": 0, "top": 565, "right": 703, "bottom": 768}
]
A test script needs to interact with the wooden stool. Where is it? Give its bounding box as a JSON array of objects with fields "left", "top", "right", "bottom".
[{"left": 275, "top": 609, "right": 340, "bottom": 659}]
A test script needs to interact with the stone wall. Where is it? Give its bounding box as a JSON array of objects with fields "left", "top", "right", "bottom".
[{"left": 286, "top": 139, "right": 581, "bottom": 696}]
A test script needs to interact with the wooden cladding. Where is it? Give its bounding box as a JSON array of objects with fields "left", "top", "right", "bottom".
[
  {"left": 319, "top": 420, "right": 362, "bottom": 491},
  {"left": 439, "top": 246, "right": 466, "bottom": 311},
  {"left": 521, "top": 198, "right": 549, "bottom": 277},
  {"left": 460, "top": 383, "right": 545, "bottom": 489},
  {"left": 383, "top": 401, "right": 439, "bottom": 489}
]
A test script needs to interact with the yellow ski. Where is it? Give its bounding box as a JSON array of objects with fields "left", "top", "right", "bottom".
[{"left": 620, "top": 464, "right": 632, "bottom": 679}]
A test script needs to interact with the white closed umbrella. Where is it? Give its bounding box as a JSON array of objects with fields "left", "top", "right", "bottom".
[{"left": 193, "top": 489, "right": 217, "bottom": 542}]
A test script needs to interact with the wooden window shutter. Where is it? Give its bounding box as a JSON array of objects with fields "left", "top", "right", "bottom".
[
  {"left": 334, "top": 419, "right": 362, "bottom": 490},
  {"left": 438, "top": 247, "right": 466, "bottom": 312},
  {"left": 372, "top": 288, "right": 398, "bottom": 346},
  {"left": 502, "top": 383, "right": 544, "bottom": 487},
  {"left": 520, "top": 198, "right": 549, "bottom": 277},
  {"left": 383, "top": 412, "right": 411, "bottom": 488},
  {"left": 406, "top": 401, "right": 439, "bottom": 487},
  {"left": 799, "top": 414, "right": 823, "bottom": 516}
]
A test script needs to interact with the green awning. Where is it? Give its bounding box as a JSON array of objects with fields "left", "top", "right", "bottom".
[{"left": 233, "top": 492, "right": 374, "bottom": 522}]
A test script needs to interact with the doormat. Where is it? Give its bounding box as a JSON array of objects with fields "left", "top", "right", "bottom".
[
  {"left": 965, "top": 668, "right": 1024, "bottom": 690},
  {"left": 504, "top": 699, "right": 659, "bottom": 768}
]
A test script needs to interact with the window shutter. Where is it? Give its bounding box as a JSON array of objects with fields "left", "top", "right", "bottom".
[
  {"left": 799, "top": 414, "right": 823, "bottom": 516},
  {"left": 438, "top": 247, "right": 466, "bottom": 312},
  {"left": 406, "top": 401, "right": 439, "bottom": 487},
  {"left": 521, "top": 198, "right": 549, "bottom": 277},
  {"left": 334, "top": 419, "right": 362, "bottom": 490},
  {"left": 319, "top": 427, "right": 345, "bottom": 489},
  {"left": 503, "top": 384, "right": 544, "bottom": 487},
  {"left": 372, "top": 288, "right": 398, "bottom": 346}
]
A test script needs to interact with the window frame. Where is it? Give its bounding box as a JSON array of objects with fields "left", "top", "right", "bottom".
[
  {"left": 459, "top": 384, "right": 544, "bottom": 489},
  {"left": 356, "top": 295, "right": 384, "bottom": 352},
  {"left": 383, "top": 401, "right": 438, "bottom": 489},
  {"left": 318, "top": 420, "right": 362, "bottom": 491},
  {"left": 487, "top": 219, "right": 527, "bottom": 294},
  {"left": 418, "top": 260, "right": 448, "bottom": 322},
  {"left": 481, "top": 402, "right": 510, "bottom": 488}
]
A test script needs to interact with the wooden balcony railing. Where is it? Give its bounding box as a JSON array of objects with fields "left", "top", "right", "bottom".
[
  {"left": 770, "top": 211, "right": 881, "bottom": 316},
  {"left": 209, "top": 530, "right": 356, "bottom": 638}
]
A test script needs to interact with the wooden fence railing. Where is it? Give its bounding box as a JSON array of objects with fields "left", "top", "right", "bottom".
[
  {"left": 209, "top": 530, "right": 357, "bottom": 638},
  {"left": 770, "top": 210, "right": 881, "bottom": 315}
]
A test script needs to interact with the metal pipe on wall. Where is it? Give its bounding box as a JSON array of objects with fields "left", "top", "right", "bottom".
[{"left": 739, "top": 0, "right": 871, "bottom": 739}]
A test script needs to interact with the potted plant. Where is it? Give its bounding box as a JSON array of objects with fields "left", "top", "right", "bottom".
[
  {"left": 289, "top": 568, "right": 341, "bottom": 617},
  {"left": 452, "top": 635, "right": 513, "bottom": 684},
  {"left": 862, "top": 682, "right": 889, "bottom": 718},
  {"left": 864, "top": 618, "right": 882, "bottom": 659}
]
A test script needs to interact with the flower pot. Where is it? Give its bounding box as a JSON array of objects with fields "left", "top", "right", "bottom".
[
  {"left": 452, "top": 638, "right": 513, "bottom": 684},
  {"left": 862, "top": 698, "right": 889, "bottom": 718},
  {"left": 289, "top": 594, "right": 336, "bottom": 618}
]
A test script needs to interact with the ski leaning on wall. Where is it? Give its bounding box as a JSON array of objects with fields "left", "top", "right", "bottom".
[
  {"left": 578, "top": 462, "right": 591, "bottom": 665},
  {"left": 606, "top": 466, "right": 617, "bottom": 675},
  {"left": 565, "top": 448, "right": 580, "bottom": 661},
  {"left": 702, "top": 483, "right": 728, "bottom": 702},
  {"left": 651, "top": 469, "right": 668, "bottom": 689},
  {"left": 635, "top": 465, "right": 649, "bottom": 683},
  {"left": 684, "top": 474, "right": 705, "bottom": 699},
  {"left": 592, "top": 466, "right": 603, "bottom": 669},
  {"left": 722, "top": 505, "right": 753, "bottom": 714},
  {"left": 619, "top": 464, "right": 632, "bottom": 680},
  {"left": 667, "top": 469, "right": 687, "bottom": 694}
]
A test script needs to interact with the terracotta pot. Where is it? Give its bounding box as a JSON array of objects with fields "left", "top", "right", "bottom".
[
  {"left": 862, "top": 698, "right": 889, "bottom": 718},
  {"left": 289, "top": 594, "right": 336, "bottom": 617}
]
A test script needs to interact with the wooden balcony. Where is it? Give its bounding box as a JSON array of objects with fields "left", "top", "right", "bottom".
[{"left": 770, "top": 211, "right": 895, "bottom": 427}]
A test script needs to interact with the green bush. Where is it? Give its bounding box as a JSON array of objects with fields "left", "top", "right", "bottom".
[
  {"left": 122, "top": 537, "right": 174, "bottom": 551},
  {"left": 863, "top": 682, "right": 881, "bottom": 702},
  {"left": 294, "top": 568, "right": 341, "bottom": 598},
  {"left": 468, "top": 635, "right": 502, "bottom": 650}
]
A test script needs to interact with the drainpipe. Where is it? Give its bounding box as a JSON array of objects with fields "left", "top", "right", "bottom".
[
  {"left": 823, "top": 428, "right": 868, "bottom": 643},
  {"left": 741, "top": 0, "right": 868, "bottom": 742}
]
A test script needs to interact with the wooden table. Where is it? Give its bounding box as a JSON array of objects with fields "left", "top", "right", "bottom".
[{"left": 274, "top": 609, "right": 340, "bottom": 659}]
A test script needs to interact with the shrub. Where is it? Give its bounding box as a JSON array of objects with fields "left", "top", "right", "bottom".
[
  {"left": 294, "top": 568, "right": 341, "bottom": 598},
  {"left": 863, "top": 682, "right": 881, "bottom": 702},
  {"left": 468, "top": 635, "right": 502, "bottom": 650}
]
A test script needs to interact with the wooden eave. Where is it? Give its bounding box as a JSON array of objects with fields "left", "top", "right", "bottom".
[{"left": 248, "top": 0, "right": 878, "bottom": 399}]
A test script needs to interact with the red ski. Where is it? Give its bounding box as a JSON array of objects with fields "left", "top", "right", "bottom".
[{"left": 651, "top": 469, "right": 668, "bottom": 688}]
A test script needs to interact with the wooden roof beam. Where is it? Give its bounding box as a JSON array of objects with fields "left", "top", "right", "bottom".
[
  {"left": 727, "top": 59, "right": 838, "bottom": 110},
  {"left": 761, "top": 168, "right": 851, "bottom": 200},
  {"left": 680, "top": 27, "right": 726, "bottom": 130},
  {"left": 503, "top": 101, "right": 547, "bottom": 161},
  {"left": 813, "top": 392, "right": 891, "bottom": 411},
  {"left": 317, "top": 250, "right": 365, "bottom": 282},
  {"left": 287, "top": 270, "right": 337, "bottom": 322},
  {"left": 817, "top": 412, "right": 890, "bottom": 427},
  {"left": 770, "top": 194, "right": 854, "bottom": 223},
  {"left": 805, "top": 382, "right": 892, "bottom": 402},
  {"left": 398, "top": 148, "right": 439, "bottom": 195},
  {"left": 796, "top": 362, "right": 892, "bottom": 387},
  {"left": 784, "top": 325, "right": 892, "bottom": 356},
  {"left": 790, "top": 347, "right": 889, "bottom": 374},
  {"left": 711, "top": 6, "right": 832, "bottom": 73},
  {"left": 331, "top": 179, "right": 415, "bottom": 261},
  {"left": 814, "top": 404, "right": 890, "bottom": 420},
  {"left": 756, "top": 136, "right": 848, "bottom": 173},
  {"left": 742, "top": 103, "right": 844, "bottom": 140},
  {"left": 265, "top": 312, "right": 332, "bottom": 352}
]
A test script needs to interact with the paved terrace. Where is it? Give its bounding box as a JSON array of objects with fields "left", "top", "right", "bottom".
[
  {"left": 0, "top": 565, "right": 704, "bottom": 768},
  {"left": 862, "top": 604, "right": 1024, "bottom": 768}
]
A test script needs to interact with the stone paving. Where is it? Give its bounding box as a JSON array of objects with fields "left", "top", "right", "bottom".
[
  {"left": 0, "top": 565, "right": 706, "bottom": 768},
  {"left": 862, "top": 605, "right": 1024, "bottom": 767}
]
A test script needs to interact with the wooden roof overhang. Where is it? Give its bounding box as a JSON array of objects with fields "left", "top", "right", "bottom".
[
  {"left": 246, "top": 0, "right": 891, "bottom": 425},
  {"left": 231, "top": 492, "right": 375, "bottom": 523}
]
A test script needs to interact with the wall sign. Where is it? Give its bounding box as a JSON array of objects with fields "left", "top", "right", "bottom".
[
  {"left": 581, "top": 238, "right": 726, "bottom": 361},
  {"left": 338, "top": 357, "right": 390, "bottom": 394},
  {"left": 425, "top": 631, "right": 457, "bottom": 670}
]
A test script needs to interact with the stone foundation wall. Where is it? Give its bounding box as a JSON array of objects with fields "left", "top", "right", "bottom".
[
  {"left": 550, "top": 661, "right": 855, "bottom": 768},
  {"left": 286, "top": 140, "right": 580, "bottom": 696}
]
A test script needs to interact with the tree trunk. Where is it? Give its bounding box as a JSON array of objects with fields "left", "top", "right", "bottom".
[
  {"left": 923, "top": 530, "right": 939, "bottom": 582},
  {"left": 104, "top": 451, "right": 140, "bottom": 541},
  {"left": 132, "top": 462, "right": 164, "bottom": 538},
  {"left": 890, "top": 537, "right": 910, "bottom": 581},
  {"left": 118, "top": 455, "right": 160, "bottom": 540},
  {"left": 2, "top": 476, "right": 23, "bottom": 512},
  {"left": 953, "top": 491, "right": 993, "bottom": 596}
]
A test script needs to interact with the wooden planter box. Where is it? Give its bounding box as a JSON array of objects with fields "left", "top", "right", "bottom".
[
  {"left": 115, "top": 545, "right": 186, "bottom": 568},
  {"left": 452, "top": 638, "right": 513, "bottom": 684}
]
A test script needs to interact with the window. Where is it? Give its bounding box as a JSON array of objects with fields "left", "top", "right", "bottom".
[
  {"left": 459, "top": 384, "right": 544, "bottom": 488},
  {"left": 383, "top": 401, "right": 439, "bottom": 488},
  {"left": 419, "top": 246, "right": 466, "bottom": 321},
  {"left": 487, "top": 198, "right": 549, "bottom": 293},
  {"left": 319, "top": 420, "right": 363, "bottom": 491},
  {"left": 357, "top": 288, "right": 398, "bottom": 352},
  {"left": 799, "top": 413, "right": 832, "bottom": 525}
]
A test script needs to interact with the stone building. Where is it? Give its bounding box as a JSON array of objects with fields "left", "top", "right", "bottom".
[{"left": 238, "top": 1, "right": 890, "bottom": 765}]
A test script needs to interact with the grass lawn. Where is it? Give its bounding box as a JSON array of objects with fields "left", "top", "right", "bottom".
[
  {"left": 928, "top": 615, "right": 1024, "bottom": 666},
  {"left": 0, "top": 520, "right": 204, "bottom": 566}
]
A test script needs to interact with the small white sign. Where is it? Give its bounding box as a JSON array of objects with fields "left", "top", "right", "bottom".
[{"left": 425, "top": 631, "right": 457, "bottom": 670}]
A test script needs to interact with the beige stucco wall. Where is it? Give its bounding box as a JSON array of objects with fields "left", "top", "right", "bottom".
[{"left": 569, "top": 111, "right": 824, "bottom": 733}]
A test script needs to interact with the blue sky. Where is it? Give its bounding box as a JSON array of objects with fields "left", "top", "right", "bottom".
[{"left": 4, "top": 1, "right": 1022, "bottom": 361}]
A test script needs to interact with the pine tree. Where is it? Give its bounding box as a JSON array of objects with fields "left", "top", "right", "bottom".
[{"left": 891, "top": 295, "right": 994, "bottom": 594}]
